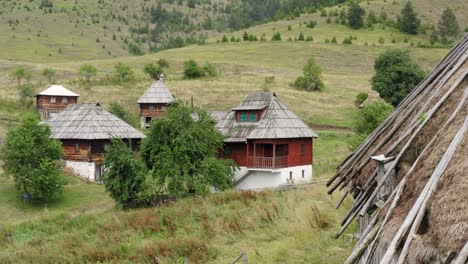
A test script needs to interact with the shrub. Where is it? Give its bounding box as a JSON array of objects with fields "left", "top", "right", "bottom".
[
  {"left": 298, "top": 32, "right": 305, "bottom": 41},
  {"left": 293, "top": 57, "right": 324, "bottom": 92},
  {"left": 342, "top": 36, "right": 352, "bottom": 44},
  {"left": 347, "top": 3, "right": 365, "bottom": 29},
  {"left": 79, "top": 64, "right": 97, "bottom": 82},
  {"left": 355, "top": 92, "right": 368, "bottom": 106},
  {"left": 271, "top": 32, "right": 281, "bottom": 41},
  {"left": 305, "top": 35, "right": 313, "bottom": 42},
  {"left": 157, "top": 58, "right": 170, "bottom": 68},
  {"left": 114, "top": 63, "right": 134, "bottom": 83},
  {"left": 307, "top": 20, "right": 317, "bottom": 28},
  {"left": 183, "top": 59, "right": 204, "bottom": 79},
  {"left": 202, "top": 62, "right": 218, "bottom": 77},
  {"left": 108, "top": 102, "right": 139, "bottom": 127},
  {"left": 42, "top": 67, "right": 56, "bottom": 84},
  {"left": 143, "top": 63, "right": 163, "bottom": 80},
  {"left": 331, "top": 36, "right": 337, "bottom": 43}
]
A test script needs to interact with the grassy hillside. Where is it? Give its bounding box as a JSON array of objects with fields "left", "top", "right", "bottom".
[{"left": 0, "top": 0, "right": 465, "bottom": 62}]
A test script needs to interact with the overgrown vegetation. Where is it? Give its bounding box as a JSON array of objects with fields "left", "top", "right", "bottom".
[{"left": 293, "top": 57, "right": 324, "bottom": 92}]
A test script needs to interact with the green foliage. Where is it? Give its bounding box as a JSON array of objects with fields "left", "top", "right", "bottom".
[
  {"left": 113, "top": 62, "right": 135, "bottom": 83},
  {"left": 298, "top": 32, "right": 305, "bottom": 41},
  {"left": 42, "top": 67, "right": 56, "bottom": 84},
  {"left": 2, "top": 113, "right": 64, "bottom": 201},
  {"left": 140, "top": 105, "right": 234, "bottom": 198},
  {"left": 202, "top": 62, "right": 218, "bottom": 77},
  {"left": 399, "top": 1, "right": 420, "bottom": 34},
  {"left": 157, "top": 58, "right": 170, "bottom": 68},
  {"left": 271, "top": 32, "right": 282, "bottom": 41},
  {"left": 143, "top": 63, "right": 164, "bottom": 80},
  {"left": 307, "top": 20, "right": 317, "bottom": 28},
  {"left": 18, "top": 84, "right": 35, "bottom": 100},
  {"left": 108, "top": 102, "right": 139, "bottom": 128},
  {"left": 78, "top": 64, "right": 97, "bottom": 82},
  {"left": 102, "top": 139, "right": 147, "bottom": 207},
  {"left": 437, "top": 8, "right": 459, "bottom": 39},
  {"left": 355, "top": 92, "right": 368, "bottom": 106},
  {"left": 128, "top": 42, "right": 145, "bottom": 56},
  {"left": 350, "top": 101, "right": 393, "bottom": 150},
  {"left": 183, "top": 59, "right": 204, "bottom": 79},
  {"left": 354, "top": 101, "right": 393, "bottom": 135},
  {"left": 10, "top": 66, "right": 32, "bottom": 88},
  {"left": 372, "top": 49, "right": 425, "bottom": 107},
  {"left": 342, "top": 36, "right": 352, "bottom": 44},
  {"left": 293, "top": 57, "right": 324, "bottom": 92},
  {"left": 347, "top": 3, "right": 365, "bottom": 29}
]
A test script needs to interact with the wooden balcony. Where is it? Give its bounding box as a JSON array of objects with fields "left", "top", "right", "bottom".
[{"left": 247, "top": 156, "right": 288, "bottom": 170}]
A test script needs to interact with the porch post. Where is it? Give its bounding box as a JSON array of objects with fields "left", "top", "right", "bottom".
[
  {"left": 246, "top": 141, "right": 249, "bottom": 167},
  {"left": 253, "top": 142, "right": 256, "bottom": 167},
  {"left": 272, "top": 143, "right": 276, "bottom": 168}
]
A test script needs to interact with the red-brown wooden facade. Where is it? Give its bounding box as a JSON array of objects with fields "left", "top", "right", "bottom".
[{"left": 222, "top": 138, "right": 313, "bottom": 170}]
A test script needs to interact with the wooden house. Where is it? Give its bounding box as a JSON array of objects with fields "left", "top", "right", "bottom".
[
  {"left": 328, "top": 35, "right": 468, "bottom": 264},
  {"left": 36, "top": 85, "right": 79, "bottom": 119},
  {"left": 45, "top": 103, "right": 146, "bottom": 181},
  {"left": 137, "top": 77, "right": 175, "bottom": 129},
  {"left": 216, "top": 92, "right": 318, "bottom": 190}
]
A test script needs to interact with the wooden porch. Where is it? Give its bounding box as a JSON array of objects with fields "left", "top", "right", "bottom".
[{"left": 246, "top": 141, "right": 289, "bottom": 170}]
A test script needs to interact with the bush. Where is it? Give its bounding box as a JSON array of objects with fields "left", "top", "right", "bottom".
[
  {"left": 331, "top": 36, "right": 337, "bottom": 43},
  {"left": 271, "top": 32, "right": 281, "bottom": 41},
  {"left": 144, "top": 63, "right": 163, "bottom": 80},
  {"left": 307, "top": 20, "right": 317, "bottom": 28},
  {"left": 108, "top": 102, "right": 139, "bottom": 128},
  {"left": 114, "top": 63, "right": 135, "bottom": 83},
  {"left": 157, "top": 58, "right": 170, "bottom": 68},
  {"left": 355, "top": 92, "right": 368, "bottom": 106},
  {"left": 202, "top": 62, "right": 218, "bottom": 77},
  {"left": 79, "top": 64, "right": 97, "bottom": 82},
  {"left": 372, "top": 49, "right": 425, "bottom": 106},
  {"left": 347, "top": 3, "right": 365, "bottom": 29},
  {"left": 342, "top": 36, "right": 352, "bottom": 44},
  {"left": 183, "top": 59, "right": 204, "bottom": 79},
  {"left": 293, "top": 57, "right": 324, "bottom": 92},
  {"left": 298, "top": 32, "right": 305, "bottom": 41}
]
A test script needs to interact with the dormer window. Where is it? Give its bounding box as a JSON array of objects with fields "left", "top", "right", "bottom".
[
  {"left": 249, "top": 113, "right": 257, "bottom": 122},
  {"left": 240, "top": 112, "right": 247, "bottom": 122}
]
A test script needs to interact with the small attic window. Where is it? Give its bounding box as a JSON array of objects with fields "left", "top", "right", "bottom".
[
  {"left": 149, "top": 106, "right": 155, "bottom": 112},
  {"left": 62, "top": 97, "right": 68, "bottom": 104},
  {"left": 249, "top": 113, "right": 257, "bottom": 122},
  {"left": 50, "top": 97, "right": 56, "bottom": 104},
  {"left": 239, "top": 112, "right": 247, "bottom": 122}
]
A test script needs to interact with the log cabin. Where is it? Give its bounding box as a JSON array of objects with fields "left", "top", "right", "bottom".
[
  {"left": 137, "top": 76, "right": 175, "bottom": 129},
  {"left": 328, "top": 34, "right": 468, "bottom": 264},
  {"left": 216, "top": 92, "right": 318, "bottom": 190},
  {"left": 45, "top": 103, "right": 146, "bottom": 181},
  {"left": 36, "top": 85, "right": 79, "bottom": 119}
]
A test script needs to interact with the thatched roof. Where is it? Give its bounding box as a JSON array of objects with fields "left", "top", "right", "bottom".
[
  {"left": 37, "top": 85, "right": 79, "bottom": 97},
  {"left": 328, "top": 35, "right": 468, "bottom": 264},
  {"left": 216, "top": 92, "right": 318, "bottom": 142},
  {"left": 45, "top": 103, "right": 145, "bottom": 140},
  {"left": 137, "top": 80, "right": 175, "bottom": 104}
]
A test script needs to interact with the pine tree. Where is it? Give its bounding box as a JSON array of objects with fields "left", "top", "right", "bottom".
[
  {"left": 347, "top": 3, "right": 365, "bottom": 29},
  {"left": 399, "top": 1, "right": 420, "bottom": 34},
  {"left": 437, "top": 8, "right": 459, "bottom": 39}
]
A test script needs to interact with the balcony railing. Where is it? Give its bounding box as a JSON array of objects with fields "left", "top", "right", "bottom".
[{"left": 247, "top": 156, "right": 288, "bottom": 169}]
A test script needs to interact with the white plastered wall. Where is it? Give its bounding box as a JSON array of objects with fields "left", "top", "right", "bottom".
[
  {"left": 235, "top": 165, "right": 313, "bottom": 190},
  {"left": 65, "top": 160, "right": 96, "bottom": 181}
]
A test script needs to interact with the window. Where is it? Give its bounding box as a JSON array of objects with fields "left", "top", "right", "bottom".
[
  {"left": 74, "top": 143, "right": 80, "bottom": 153},
  {"left": 145, "top": 117, "right": 152, "bottom": 124},
  {"left": 249, "top": 113, "right": 257, "bottom": 122},
  {"left": 239, "top": 112, "right": 247, "bottom": 122},
  {"left": 149, "top": 106, "right": 155, "bottom": 112},
  {"left": 302, "top": 170, "right": 305, "bottom": 178},
  {"left": 301, "top": 144, "right": 306, "bottom": 156},
  {"left": 50, "top": 97, "right": 56, "bottom": 104},
  {"left": 62, "top": 97, "right": 68, "bottom": 104},
  {"left": 289, "top": 171, "right": 293, "bottom": 180},
  {"left": 224, "top": 145, "right": 232, "bottom": 156},
  {"left": 161, "top": 106, "right": 166, "bottom": 111}
]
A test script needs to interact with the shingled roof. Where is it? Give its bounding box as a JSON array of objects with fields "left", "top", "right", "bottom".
[
  {"left": 137, "top": 79, "right": 175, "bottom": 104},
  {"left": 328, "top": 34, "right": 468, "bottom": 264},
  {"left": 37, "top": 85, "right": 80, "bottom": 97},
  {"left": 45, "top": 103, "right": 145, "bottom": 140},
  {"left": 216, "top": 92, "right": 318, "bottom": 142}
]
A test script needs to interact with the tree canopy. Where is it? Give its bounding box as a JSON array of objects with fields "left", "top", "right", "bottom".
[
  {"left": 42, "top": 68, "right": 56, "bottom": 84},
  {"left": 347, "top": 3, "right": 365, "bottom": 29},
  {"left": 114, "top": 63, "right": 135, "bottom": 83},
  {"left": 437, "top": 8, "right": 459, "bottom": 39},
  {"left": 10, "top": 66, "right": 32, "bottom": 88},
  {"left": 140, "top": 104, "right": 234, "bottom": 198},
  {"left": 79, "top": 64, "right": 97, "bottom": 82},
  {"left": 143, "top": 63, "right": 164, "bottom": 80},
  {"left": 399, "top": 1, "right": 420, "bottom": 34},
  {"left": 371, "top": 49, "right": 425, "bottom": 107},
  {"left": 2, "top": 113, "right": 64, "bottom": 201}
]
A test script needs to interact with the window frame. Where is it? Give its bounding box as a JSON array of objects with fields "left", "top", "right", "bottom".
[
  {"left": 50, "top": 97, "right": 56, "bottom": 104},
  {"left": 149, "top": 106, "right": 155, "bottom": 112},
  {"left": 239, "top": 112, "right": 247, "bottom": 122},
  {"left": 224, "top": 145, "right": 232, "bottom": 156},
  {"left": 301, "top": 144, "right": 306, "bottom": 156},
  {"left": 249, "top": 112, "right": 257, "bottom": 122},
  {"left": 62, "top": 97, "right": 68, "bottom": 104}
]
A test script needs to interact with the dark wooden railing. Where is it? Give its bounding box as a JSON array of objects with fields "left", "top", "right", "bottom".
[{"left": 247, "top": 156, "right": 288, "bottom": 169}]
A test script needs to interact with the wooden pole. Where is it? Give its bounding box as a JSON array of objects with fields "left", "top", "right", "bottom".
[{"left": 453, "top": 241, "right": 468, "bottom": 264}]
